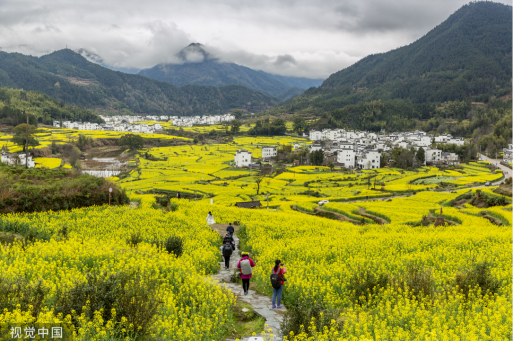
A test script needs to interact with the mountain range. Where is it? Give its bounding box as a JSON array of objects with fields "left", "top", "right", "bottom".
[
  {"left": 280, "top": 1, "right": 512, "bottom": 115},
  {"left": 0, "top": 1, "right": 510, "bottom": 122},
  {"left": 138, "top": 43, "right": 324, "bottom": 100},
  {"left": 0, "top": 49, "right": 279, "bottom": 116}
]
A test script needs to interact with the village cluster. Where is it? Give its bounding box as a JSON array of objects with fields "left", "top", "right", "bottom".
[
  {"left": 53, "top": 115, "right": 166, "bottom": 134},
  {"left": 51, "top": 113, "right": 236, "bottom": 133},
  {"left": 2, "top": 119, "right": 512, "bottom": 171},
  {"left": 309, "top": 128, "right": 466, "bottom": 169},
  {"left": 170, "top": 113, "right": 236, "bottom": 127},
  {"left": 235, "top": 129, "right": 477, "bottom": 169}
]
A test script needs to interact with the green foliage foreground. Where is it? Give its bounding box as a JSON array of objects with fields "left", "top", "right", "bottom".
[{"left": 0, "top": 164, "right": 128, "bottom": 214}]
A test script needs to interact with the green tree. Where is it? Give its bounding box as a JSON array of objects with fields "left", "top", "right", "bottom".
[
  {"left": 12, "top": 123, "right": 39, "bottom": 151},
  {"left": 328, "top": 161, "right": 335, "bottom": 171},
  {"left": 254, "top": 171, "right": 266, "bottom": 195},
  {"left": 293, "top": 117, "right": 307, "bottom": 134},
  {"left": 119, "top": 134, "right": 144, "bottom": 151},
  {"left": 230, "top": 120, "right": 242, "bottom": 134},
  {"left": 232, "top": 109, "right": 243, "bottom": 119},
  {"left": 77, "top": 134, "right": 92, "bottom": 151},
  {"left": 278, "top": 144, "right": 293, "bottom": 154},
  {"left": 62, "top": 144, "right": 81, "bottom": 168},
  {"left": 309, "top": 150, "right": 324, "bottom": 166},
  {"left": 391, "top": 147, "right": 415, "bottom": 169},
  {"left": 380, "top": 154, "right": 388, "bottom": 168},
  {"left": 416, "top": 147, "right": 426, "bottom": 166}
]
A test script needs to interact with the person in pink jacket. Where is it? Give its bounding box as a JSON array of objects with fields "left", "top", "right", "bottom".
[{"left": 237, "top": 252, "right": 256, "bottom": 295}]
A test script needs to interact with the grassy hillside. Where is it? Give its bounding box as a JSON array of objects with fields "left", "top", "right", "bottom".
[
  {"left": 0, "top": 50, "right": 279, "bottom": 116},
  {"left": 0, "top": 163, "right": 128, "bottom": 214}
]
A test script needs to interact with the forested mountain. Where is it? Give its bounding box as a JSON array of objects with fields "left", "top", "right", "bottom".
[
  {"left": 265, "top": 73, "right": 323, "bottom": 90},
  {"left": 0, "top": 87, "right": 103, "bottom": 126},
  {"left": 138, "top": 43, "right": 323, "bottom": 99},
  {"left": 277, "top": 2, "right": 512, "bottom": 121},
  {"left": 0, "top": 49, "right": 279, "bottom": 116},
  {"left": 275, "top": 87, "right": 305, "bottom": 102}
]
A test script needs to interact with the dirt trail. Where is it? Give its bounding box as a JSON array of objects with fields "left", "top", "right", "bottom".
[
  {"left": 313, "top": 207, "right": 361, "bottom": 224},
  {"left": 355, "top": 209, "right": 389, "bottom": 225}
]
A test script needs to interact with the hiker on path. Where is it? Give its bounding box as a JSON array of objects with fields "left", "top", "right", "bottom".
[
  {"left": 221, "top": 241, "right": 233, "bottom": 269},
  {"left": 237, "top": 252, "right": 256, "bottom": 295},
  {"left": 220, "top": 233, "right": 235, "bottom": 255},
  {"left": 206, "top": 211, "right": 215, "bottom": 225},
  {"left": 226, "top": 222, "right": 235, "bottom": 237},
  {"left": 222, "top": 233, "right": 235, "bottom": 250},
  {"left": 176, "top": 191, "right": 181, "bottom": 199},
  {"left": 270, "top": 259, "right": 287, "bottom": 309}
]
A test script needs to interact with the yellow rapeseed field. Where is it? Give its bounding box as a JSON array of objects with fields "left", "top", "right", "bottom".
[{"left": 0, "top": 203, "right": 233, "bottom": 341}]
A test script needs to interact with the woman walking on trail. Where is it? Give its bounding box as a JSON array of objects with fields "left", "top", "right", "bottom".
[
  {"left": 206, "top": 211, "right": 215, "bottom": 225},
  {"left": 270, "top": 259, "right": 287, "bottom": 309},
  {"left": 237, "top": 252, "right": 256, "bottom": 295}
]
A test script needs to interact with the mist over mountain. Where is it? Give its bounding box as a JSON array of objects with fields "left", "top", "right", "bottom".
[
  {"left": 138, "top": 43, "right": 324, "bottom": 100},
  {"left": 0, "top": 49, "right": 279, "bottom": 116}
]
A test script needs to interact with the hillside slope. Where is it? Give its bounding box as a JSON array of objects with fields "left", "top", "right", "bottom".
[
  {"left": 0, "top": 50, "right": 279, "bottom": 116},
  {"left": 283, "top": 1, "right": 512, "bottom": 113},
  {"left": 0, "top": 87, "right": 103, "bottom": 126}
]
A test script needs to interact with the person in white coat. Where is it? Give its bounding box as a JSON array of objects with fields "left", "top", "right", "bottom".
[{"left": 206, "top": 211, "right": 215, "bottom": 225}]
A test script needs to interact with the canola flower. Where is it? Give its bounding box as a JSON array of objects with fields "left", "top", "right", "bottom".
[
  {"left": 34, "top": 157, "right": 62, "bottom": 169},
  {"left": 0, "top": 204, "right": 234, "bottom": 340},
  {"left": 179, "top": 196, "right": 511, "bottom": 340},
  {"left": 1, "top": 189, "right": 511, "bottom": 340}
]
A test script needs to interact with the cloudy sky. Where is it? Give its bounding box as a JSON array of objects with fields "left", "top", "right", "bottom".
[{"left": 0, "top": 0, "right": 511, "bottom": 79}]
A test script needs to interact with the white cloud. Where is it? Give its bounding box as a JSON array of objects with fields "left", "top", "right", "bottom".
[{"left": 0, "top": 0, "right": 511, "bottom": 78}]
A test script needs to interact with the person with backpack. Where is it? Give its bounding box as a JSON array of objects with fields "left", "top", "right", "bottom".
[
  {"left": 226, "top": 223, "right": 235, "bottom": 237},
  {"left": 270, "top": 259, "right": 287, "bottom": 309},
  {"left": 222, "top": 233, "right": 235, "bottom": 250},
  {"left": 221, "top": 241, "right": 233, "bottom": 269},
  {"left": 237, "top": 252, "right": 256, "bottom": 295}
]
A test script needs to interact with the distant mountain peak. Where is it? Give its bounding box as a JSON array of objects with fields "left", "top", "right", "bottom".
[
  {"left": 76, "top": 48, "right": 104, "bottom": 64},
  {"left": 177, "top": 43, "right": 213, "bottom": 63}
]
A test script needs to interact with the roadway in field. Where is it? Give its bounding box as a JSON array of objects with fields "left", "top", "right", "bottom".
[{"left": 479, "top": 153, "right": 512, "bottom": 183}]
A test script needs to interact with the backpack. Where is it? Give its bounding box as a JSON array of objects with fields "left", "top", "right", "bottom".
[
  {"left": 223, "top": 244, "right": 233, "bottom": 257},
  {"left": 270, "top": 268, "right": 282, "bottom": 289},
  {"left": 240, "top": 259, "right": 252, "bottom": 275}
]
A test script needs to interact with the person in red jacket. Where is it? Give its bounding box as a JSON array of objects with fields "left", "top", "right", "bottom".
[{"left": 237, "top": 252, "right": 256, "bottom": 295}]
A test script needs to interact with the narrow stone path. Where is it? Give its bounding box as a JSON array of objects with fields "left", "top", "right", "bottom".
[{"left": 209, "top": 226, "right": 286, "bottom": 341}]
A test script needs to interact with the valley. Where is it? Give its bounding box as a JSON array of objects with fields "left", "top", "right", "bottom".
[{"left": 0, "top": 1, "right": 512, "bottom": 340}]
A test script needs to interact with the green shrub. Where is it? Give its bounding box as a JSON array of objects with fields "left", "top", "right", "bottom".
[
  {"left": 54, "top": 271, "right": 162, "bottom": 336},
  {"left": 169, "top": 201, "right": 179, "bottom": 212},
  {"left": 393, "top": 264, "right": 434, "bottom": 299},
  {"left": 454, "top": 262, "right": 501, "bottom": 299},
  {"left": 0, "top": 233, "right": 17, "bottom": 246},
  {"left": 0, "top": 278, "right": 49, "bottom": 318},
  {"left": 127, "top": 232, "right": 143, "bottom": 247},
  {"left": 347, "top": 269, "right": 389, "bottom": 305},
  {"left": 152, "top": 236, "right": 184, "bottom": 257},
  {"left": 280, "top": 298, "right": 339, "bottom": 338},
  {"left": 158, "top": 196, "right": 169, "bottom": 207},
  {"left": 237, "top": 224, "right": 252, "bottom": 254}
]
